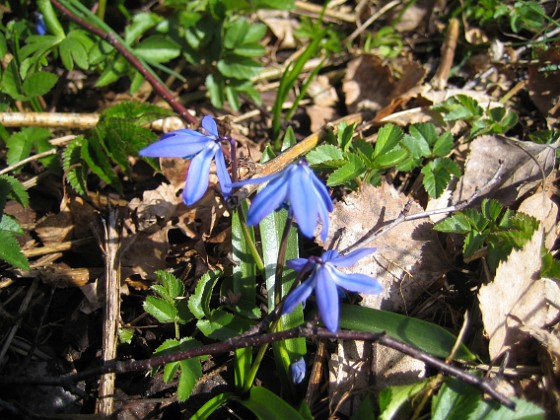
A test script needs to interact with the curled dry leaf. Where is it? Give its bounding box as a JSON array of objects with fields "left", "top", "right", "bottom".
[
  {"left": 478, "top": 228, "right": 560, "bottom": 362},
  {"left": 452, "top": 135, "right": 557, "bottom": 208}
]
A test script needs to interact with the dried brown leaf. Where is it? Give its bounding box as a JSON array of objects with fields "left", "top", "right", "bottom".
[
  {"left": 452, "top": 135, "right": 557, "bottom": 207},
  {"left": 478, "top": 228, "right": 560, "bottom": 361}
]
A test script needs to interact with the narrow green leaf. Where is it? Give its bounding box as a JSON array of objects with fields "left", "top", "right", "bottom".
[
  {"left": 231, "top": 204, "right": 257, "bottom": 313},
  {"left": 135, "top": 35, "right": 181, "bottom": 63},
  {"left": 240, "top": 387, "right": 306, "bottom": 420},
  {"left": 379, "top": 380, "right": 429, "bottom": 420},
  {"left": 191, "top": 392, "right": 237, "bottom": 420},
  {"left": 339, "top": 304, "right": 476, "bottom": 360}
]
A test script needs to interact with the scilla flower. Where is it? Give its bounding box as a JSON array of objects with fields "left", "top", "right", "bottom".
[
  {"left": 139, "top": 115, "right": 232, "bottom": 206},
  {"left": 283, "top": 248, "right": 382, "bottom": 333},
  {"left": 234, "top": 159, "right": 333, "bottom": 241}
]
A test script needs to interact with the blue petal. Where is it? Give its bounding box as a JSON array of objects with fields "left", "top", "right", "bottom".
[
  {"left": 140, "top": 132, "right": 209, "bottom": 158},
  {"left": 328, "top": 266, "right": 383, "bottom": 295},
  {"left": 315, "top": 267, "right": 340, "bottom": 333},
  {"left": 289, "top": 357, "right": 306, "bottom": 385},
  {"left": 321, "top": 250, "right": 340, "bottom": 262},
  {"left": 201, "top": 115, "right": 219, "bottom": 138},
  {"left": 286, "top": 258, "right": 311, "bottom": 273},
  {"left": 183, "top": 144, "right": 217, "bottom": 205},
  {"left": 289, "top": 166, "right": 319, "bottom": 239},
  {"left": 246, "top": 175, "right": 289, "bottom": 226},
  {"left": 309, "top": 168, "right": 334, "bottom": 212},
  {"left": 330, "top": 248, "right": 377, "bottom": 267},
  {"left": 282, "top": 279, "right": 315, "bottom": 315},
  {"left": 316, "top": 190, "right": 331, "bottom": 241},
  {"left": 214, "top": 147, "right": 232, "bottom": 197}
]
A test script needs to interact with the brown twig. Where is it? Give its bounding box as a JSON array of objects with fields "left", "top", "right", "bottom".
[
  {"left": 49, "top": 0, "right": 197, "bottom": 125},
  {"left": 0, "top": 324, "right": 515, "bottom": 409}
]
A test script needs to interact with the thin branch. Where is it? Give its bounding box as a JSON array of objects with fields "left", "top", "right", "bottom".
[
  {"left": 50, "top": 0, "right": 197, "bottom": 125},
  {"left": 343, "top": 162, "right": 506, "bottom": 253},
  {"left": 0, "top": 324, "right": 515, "bottom": 409}
]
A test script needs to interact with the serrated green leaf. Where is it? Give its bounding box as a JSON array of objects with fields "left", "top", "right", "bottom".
[
  {"left": 153, "top": 337, "right": 203, "bottom": 402},
  {"left": 224, "top": 18, "right": 250, "bottom": 49},
  {"left": 155, "top": 270, "right": 184, "bottom": 300},
  {"left": 135, "top": 35, "right": 181, "bottom": 63},
  {"left": 0, "top": 215, "right": 23, "bottom": 235},
  {"left": 434, "top": 214, "right": 472, "bottom": 234},
  {"left": 421, "top": 158, "right": 461, "bottom": 198},
  {"left": 196, "top": 309, "right": 252, "bottom": 340},
  {"left": 118, "top": 328, "right": 134, "bottom": 344},
  {"left": 481, "top": 199, "right": 503, "bottom": 222},
  {"left": 0, "top": 174, "right": 29, "bottom": 208},
  {"left": 6, "top": 127, "right": 52, "bottom": 169},
  {"left": 306, "top": 144, "right": 344, "bottom": 166},
  {"left": 217, "top": 55, "right": 263, "bottom": 79},
  {"left": 327, "top": 153, "right": 366, "bottom": 186},
  {"left": 59, "top": 34, "right": 90, "bottom": 70},
  {"left": 374, "top": 148, "right": 409, "bottom": 168},
  {"left": 401, "top": 133, "right": 431, "bottom": 160},
  {"left": 409, "top": 122, "right": 439, "bottom": 149},
  {"left": 19, "top": 35, "right": 60, "bottom": 60},
  {"left": 339, "top": 304, "right": 476, "bottom": 360},
  {"left": 101, "top": 101, "right": 172, "bottom": 125},
  {"left": 0, "top": 230, "right": 29, "bottom": 269},
  {"left": 374, "top": 124, "right": 404, "bottom": 158},
  {"left": 433, "top": 95, "right": 483, "bottom": 123},
  {"left": 432, "top": 132, "right": 454, "bottom": 157},
  {"left": 63, "top": 136, "right": 88, "bottom": 196},
  {"left": 541, "top": 252, "right": 560, "bottom": 280},
  {"left": 463, "top": 231, "right": 486, "bottom": 258},
  {"left": 144, "top": 296, "right": 178, "bottom": 323},
  {"left": 22, "top": 71, "right": 58, "bottom": 98},
  {"left": 188, "top": 270, "right": 222, "bottom": 319}
]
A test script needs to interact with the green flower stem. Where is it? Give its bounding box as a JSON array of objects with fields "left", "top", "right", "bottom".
[
  {"left": 38, "top": 0, "right": 65, "bottom": 38},
  {"left": 274, "top": 217, "right": 294, "bottom": 306},
  {"left": 238, "top": 205, "right": 264, "bottom": 273},
  {"left": 96, "top": 0, "right": 107, "bottom": 21}
]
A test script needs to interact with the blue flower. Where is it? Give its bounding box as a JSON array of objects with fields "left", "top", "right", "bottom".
[
  {"left": 234, "top": 159, "right": 333, "bottom": 241},
  {"left": 289, "top": 357, "right": 306, "bottom": 385},
  {"left": 139, "top": 115, "right": 232, "bottom": 206},
  {"left": 283, "top": 248, "right": 382, "bottom": 333},
  {"left": 35, "top": 12, "right": 47, "bottom": 35}
]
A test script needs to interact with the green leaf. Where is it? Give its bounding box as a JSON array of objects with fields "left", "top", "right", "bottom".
[
  {"left": 217, "top": 55, "right": 263, "bottom": 79},
  {"left": 406, "top": 123, "right": 438, "bottom": 152},
  {"left": 144, "top": 296, "right": 177, "bottom": 324},
  {"left": 59, "top": 32, "right": 90, "bottom": 70},
  {"left": 191, "top": 392, "right": 236, "bottom": 420},
  {"left": 196, "top": 309, "right": 252, "bottom": 340},
  {"left": 463, "top": 231, "right": 486, "bottom": 258},
  {"left": 62, "top": 136, "right": 88, "bottom": 196},
  {"left": 6, "top": 127, "right": 52, "bottom": 168},
  {"left": 374, "top": 148, "right": 409, "bottom": 168},
  {"left": 118, "top": 328, "right": 134, "bottom": 344},
  {"left": 434, "top": 214, "right": 472, "bottom": 234},
  {"left": 421, "top": 158, "right": 461, "bottom": 198},
  {"left": 153, "top": 337, "right": 203, "bottom": 402},
  {"left": 101, "top": 101, "right": 172, "bottom": 126},
  {"left": 22, "top": 71, "right": 58, "bottom": 98},
  {"left": 327, "top": 153, "right": 366, "bottom": 186},
  {"left": 481, "top": 199, "right": 503, "bottom": 222},
  {"left": 379, "top": 380, "right": 429, "bottom": 420},
  {"left": 306, "top": 144, "right": 344, "bottom": 167},
  {"left": 339, "top": 304, "right": 476, "bottom": 360},
  {"left": 125, "top": 12, "right": 161, "bottom": 44},
  {"left": 0, "top": 230, "right": 29, "bottom": 270},
  {"left": 239, "top": 387, "right": 306, "bottom": 420},
  {"left": 155, "top": 270, "right": 184, "bottom": 300},
  {"left": 432, "top": 95, "right": 483, "bottom": 123},
  {"left": 0, "top": 174, "right": 29, "bottom": 208},
  {"left": 188, "top": 270, "right": 222, "bottom": 319},
  {"left": 432, "top": 377, "right": 544, "bottom": 420},
  {"left": 432, "top": 132, "right": 454, "bottom": 157},
  {"left": 135, "top": 35, "right": 181, "bottom": 63},
  {"left": 374, "top": 124, "right": 404, "bottom": 158},
  {"left": 541, "top": 252, "right": 560, "bottom": 280},
  {"left": 0, "top": 215, "right": 24, "bottom": 235},
  {"left": 1, "top": 61, "right": 27, "bottom": 100},
  {"left": 231, "top": 204, "right": 257, "bottom": 314}
]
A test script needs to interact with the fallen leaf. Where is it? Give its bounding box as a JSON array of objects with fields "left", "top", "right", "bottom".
[
  {"left": 478, "top": 228, "right": 560, "bottom": 361},
  {"left": 528, "top": 41, "right": 560, "bottom": 128},
  {"left": 452, "top": 135, "right": 557, "bottom": 208},
  {"left": 518, "top": 179, "right": 558, "bottom": 250}
]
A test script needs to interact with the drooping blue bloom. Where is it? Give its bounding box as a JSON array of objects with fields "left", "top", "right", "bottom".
[
  {"left": 139, "top": 115, "right": 232, "bottom": 206},
  {"left": 289, "top": 357, "right": 307, "bottom": 385},
  {"left": 283, "top": 248, "right": 382, "bottom": 333},
  {"left": 234, "top": 159, "right": 333, "bottom": 241},
  {"left": 35, "top": 12, "right": 47, "bottom": 35}
]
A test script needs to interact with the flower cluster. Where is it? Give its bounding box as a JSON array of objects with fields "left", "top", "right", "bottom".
[{"left": 140, "top": 115, "right": 382, "bottom": 332}]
